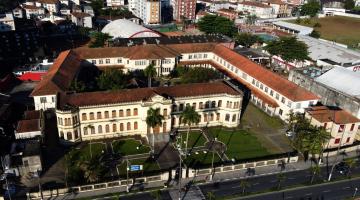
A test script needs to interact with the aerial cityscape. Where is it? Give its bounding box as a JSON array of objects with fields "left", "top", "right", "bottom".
[{"left": 0, "top": 0, "right": 360, "bottom": 199}]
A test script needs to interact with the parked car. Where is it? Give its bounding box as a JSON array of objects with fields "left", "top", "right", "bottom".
[{"left": 335, "top": 162, "right": 350, "bottom": 175}]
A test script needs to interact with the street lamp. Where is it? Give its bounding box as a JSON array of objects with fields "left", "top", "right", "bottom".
[
  {"left": 126, "top": 159, "right": 130, "bottom": 193},
  {"left": 209, "top": 137, "right": 217, "bottom": 182},
  {"left": 353, "top": 187, "right": 358, "bottom": 198}
]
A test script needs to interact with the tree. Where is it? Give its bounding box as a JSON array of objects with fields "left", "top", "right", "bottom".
[
  {"left": 345, "top": 158, "right": 356, "bottom": 177},
  {"left": 90, "top": 0, "right": 104, "bottom": 16},
  {"left": 344, "top": 0, "right": 355, "bottom": 10},
  {"left": 96, "top": 68, "right": 129, "bottom": 90},
  {"left": 207, "top": 191, "right": 216, "bottom": 200},
  {"left": 235, "top": 33, "right": 262, "bottom": 48},
  {"left": 198, "top": 15, "right": 236, "bottom": 37},
  {"left": 89, "top": 32, "right": 112, "bottom": 48},
  {"left": 300, "top": 0, "right": 321, "bottom": 17},
  {"left": 146, "top": 108, "right": 164, "bottom": 153},
  {"left": 309, "top": 30, "right": 321, "bottom": 38},
  {"left": 70, "top": 80, "right": 86, "bottom": 92},
  {"left": 77, "top": 156, "right": 105, "bottom": 183},
  {"left": 181, "top": 105, "right": 200, "bottom": 157},
  {"left": 295, "top": 17, "right": 302, "bottom": 24},
  {"left": 178, "top": 67, "right": 221, "bottom": 84},
  {"left": 144, "top": 64, "right": 157, "bottom": 87},
  {"left": 245, "top": 14, "right": 257, "bottom": 25},
  {"left": 240, "top": 179, "right": 251, "bottom": 195},
  {"left": 276, "top": 172, "right": 286, "bottom": 190},
  {"left": 264, "top": 37, "right": 309, "bottom": 64},
  {"left": 310, "top": 164, "right": 321, "bottom": 184}
]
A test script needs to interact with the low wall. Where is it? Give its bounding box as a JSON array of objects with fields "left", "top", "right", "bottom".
[{"left": 322, "top": 144, "right": 360, "bottom": 157}]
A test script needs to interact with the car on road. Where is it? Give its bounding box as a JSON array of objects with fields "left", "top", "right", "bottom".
[{"left": 335, "top": 162, "right": 350, "bottom": 175}]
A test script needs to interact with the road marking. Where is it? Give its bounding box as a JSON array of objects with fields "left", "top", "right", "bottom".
[
  {"left": 231, "top": 186, "right": 240, "bottom": 189},
  {"left": 343, "top": 186, "right": 351, "bottom": 189},
  {"left": 305, "top": 193, "right": 312, "bottom": 196},
  {"left": 253, "top": 182, "right": 259, "bottom": 185},
  {"left": 323, "top": 190, "right": 331, "bottom": 193},
  {"left": 285, "top": 196, "right": 293, "bottom": 199},
  {"left": 270, "top": 180, "right": 277, "bottom": 183},
  {"left": 288, "top": 177, "right": 296, "bottom": 180}
]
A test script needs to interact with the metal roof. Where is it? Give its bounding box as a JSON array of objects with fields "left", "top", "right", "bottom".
[{"left": 272, "top": 21, "right": 313, "bottom": 35}]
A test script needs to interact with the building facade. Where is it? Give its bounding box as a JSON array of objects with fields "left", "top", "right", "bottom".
[
  {"left": 0, "top": 13, "right": 16, "bottom": 32},
  {"left": 171, "top": 0, "right": 196, "bottom": 21},
  {"left": 237, "top": 2, "right": 274, "bottom": 19},
  {"left": 129, "top": 0, "right": 161, "bottom": 24}
]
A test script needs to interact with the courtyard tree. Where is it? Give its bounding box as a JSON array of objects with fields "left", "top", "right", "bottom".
[
  {"left": 235, "top": 32, "right": 263, "bottom": 48},
  {"left": 300, "top": 0, "right": 321, "bottom": 17},
  {"left": 89, "top": 32, "right": 112, "bottom": 48},
  {"left": 344, "top": 0, "right": 355, "bottom": 10},
  {"left": 181, "top": 105, "right": 200, "bottom": 157},
  {"left": 179, "top": 67, "right": 221, "bottom": 84},
  {"left": 240, "top": 179, "right": 251, "bottom": 195},
  {"left": 96, "top": 68, "right": 129, "bottom": 90},
  {"left": 264, "top": 36, "right": 309, "bottom": 65},
  {"left": 70, "top": 80, "right": 86, "bottom": 92},
  {"left": 310, "top": 164, "right": 321, "bottom": 184},
  {"left": 198, "top": 15, "right": 236, "bottom": 37},
  {"left": 146, "top": 108, "right": 164, "bottom": 154},
  {"left": 245, "top": 14, "right": 257, "bottom": 25},
  {"left": 77, "top": 156, "right": 105, "bottom": 183},
  {"left": 144, "top": 64, "right": 157, "bottom": 87}
]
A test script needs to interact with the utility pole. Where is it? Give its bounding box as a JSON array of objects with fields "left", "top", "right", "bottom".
[
  {"left": 209, "top": 150, "right": 215, "bottom": 181},
  {"left": 353, "top": 187, "right": 358, "bottom": 197},
  {"left": 126, "top": 159, "right": 130, "bottom": 193}
]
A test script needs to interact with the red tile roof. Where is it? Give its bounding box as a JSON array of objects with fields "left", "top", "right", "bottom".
[
  {"left": 24, "top": 110, "right": 41, "bottom": 120},
  {"left": 307, "top": 106, "right": 360, "bottom": 124},
  {"left": 16, "top": 119, "right": 41, "bottom": 133},
  {"left": 30, "top": 50, "right": 82, "bottom": 96},
  {"left": 59, "top": 81, "right": 241, "bottom": 108},
  {"left": 212, "top": 44, "right": 319, "bottom": 102},
  {"left": 38, "top": 0, "right": 58, "bottom": 4}
]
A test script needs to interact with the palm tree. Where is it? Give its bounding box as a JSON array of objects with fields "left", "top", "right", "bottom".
[
  {"left": 240, "top": 179, "right": 251, "bottom": 195},
  {"left": 207, "top": 191, "right": 216, "bottom": 200},
  {"left": 144, "top": 63, "right": 157, "bottom": 87},
  {"left": 345, "top": 158, "right": 356, "bottom": 178},
  {"left": 180, "top": 105, "right": 200, "bottom": 157},
  {"left": 276, "top": 172, "right": 286, "bottom": 190},
  {"left": 310, "top": 164, "right": 321, "bottom": 184},
  {"left": 146, "top": 107, "right": 164, "bottom": 154},
  {"left": 77, "top": 156, "right": 103, "bottom": 183}
]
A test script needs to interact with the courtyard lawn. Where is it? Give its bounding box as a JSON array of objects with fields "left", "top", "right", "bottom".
[
  {"left": 184, "top": 150, "right": 222, "bottom": 168},
  {"left": 287, "top": 16, "right": 360, "bottom": 48},
  {"left": 68, "top": 142, "right": 106, "bottom": 161},
  {"left": 112, "top": 139, "right": 151, "bottom": 156},
  {"left": 180, "top": 131, "right": 207, "bottom": 149},
  {"left": 117, "top": 158, "right": 161, "bottom": 176},
  {"left": 209, "top": 128, "right": 271, "bottom": 161}
]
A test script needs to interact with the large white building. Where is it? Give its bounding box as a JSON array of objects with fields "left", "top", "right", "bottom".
[
  {"left": 237, "top": 1, "right": 274, "bottom": 19},
  {"left": 101, "top": 19, "right": 161, "bottom": 38},
  {"left": 106, "top": 0, "right": 125, "bottom": 7},
  {"left": 129, "top": 0, "right": 161, "bottom": 24}
]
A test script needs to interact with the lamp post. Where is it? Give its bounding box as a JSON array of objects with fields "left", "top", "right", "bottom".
[
  {"left": 126, "top": 159, "right": 130, "bottom": 193},
  {"left": 353, "top": 187, "right": 358, "bottom": 198}
]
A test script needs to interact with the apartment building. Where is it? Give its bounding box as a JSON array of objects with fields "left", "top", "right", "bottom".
[
  {"left": 129, "top": 0, "right": 161, "bottom": 24},
  {"left": 216, "top": 8, "right": 238, "bottom": 21},
  {"left": 37, "top": 0, "right": 60, "bottom": 14},
  {"left": 237, "top": 1, "right": 274, "bottom": 19},
  {"left": 171, "top": 0, "right": 196, "bottom": 21},
  {"left": 71, "top": 12, "right": 93, "bottom": 28},
  {"left": 306, "top": 106, "right": 360, "bottom": 148},
  {"left": 106, "top": 0, "right": 125, "bottom": 7},
  {"left": 31, "top": 43, "right": 319, "bottom": 125},
  {"left": 264, "top": 0, "right": 290, "bottom": 18},
  {"left": 0, "top": 13, "right": 16, "bottom": 32}
]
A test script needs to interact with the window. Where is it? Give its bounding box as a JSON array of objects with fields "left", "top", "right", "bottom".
[
  {"left": 270, "top": 90, "right": 274, "bottom": 96},
  {"left": 265, "top": 87, "right": 268, "bottom": 93},
  {"left": 97, "top": 112, "right": 102, "bottom": 119},
  {"left": 105, "top": 111, "right": 109, "bottom": 118},
  {"left": 346, "top": 137, "right": 350, "bottom": 143},
  {"left": 60, "top": 131, "right": 64, "bottom": 138},
  {"left": 113, "top": 124, "right": 117, "bottom": 132},
  {"left": 281, "top": 97, "right": 285, "bottom": 104},
  {"left": 199, "top": 102, "right": 203, "bottom": 109},
  {"left": 52, "top": 96, "right": 55, "bottom": 102},
  {"left": 134, "top": 108, "right": 138, "bottom": 116},
  {"left": 334, "top": 138, "right": 340, "bottom": 144},
  {"left": 91, "top": 60, "right": 96, "bottom": 64},
  {"left": 225, "top": 114, "right": 230, "bottom": 121},
  {"left": 112, "top": 110, "right": 116, "bottom": 118},
  {"left": 296, "top": 103, "right": 301, "bottom": 109},
  {"left": 117, "top": 58, "right": 122, "bottom": 63},
  {"left": 106, "top": 59, "right": 110, "bottom": 64},
  {"left": 89, "top": 112, "right": 94, "bottom": 120},
  {"left": 350, "top": 124, "right": 355, "bottom": 131},
  {"left": 179, "top": 104, "right": 184, "bottom": 111},
  {"left": 98, "top": 125, "right": 102, "bottom": 134},
  {"left": 211, "top": 101, "right": 216, "bottom": 108},
  {"left": 23, "top": 160, "right": 29, "bottom": 167},
  {"left": 91, "top": 127, "right": 95, "bottom": 134},
  {"left": 126, "top": 109, "right": 131, "bottom": 116},
  {"left": 119, "top": 110, "right": 124, "bottom": 117},
  {"left": 260, "top": 84, "right": 263, "bottom": 90},
  {"left": 324, "top": 123, "right": 327, "bottom": 129},
  {"left": 99, "top": 59, "right": 103, "bottom": 64},
  {"left": 204, "top": 114, "right": 208, "bottom": 122},
  {"left": 120, "top": 123, "right": 124, "bottom": 131},
  {"left": 192, "top": 103, "right": 196, "bottom": 109},
  {"left": 172, "top": 105, "right": 178, "bottom": 112},
  {"left": 74, "top": 130, "right": 79, "bottom": 139},
  {"left": 287, "top": 101, "right": 292, "bottom": 108},
  {"left": 252, "top": 79, "right": 255, "bottom": 85},
  {"left": 216, "top": 113, "right": 220, "bottom": 121},
  {"left": 242, "top": 73, "right": 247, "bottom": 80},
  {"left": 275, "top": 94, "right": 279, "bottom": 100},
  {"left": 67, "top": 132, "right": 73, "bottom": 140},
  {"left": 162, "top": 122, "right": 167, "bottom": 133},
  {"left": 205, "top": 101, "right": 210, "bottom": 109},
  {"left": 127, "top": 122, "right": 131, "bottom": 130},
  {"left": 218, "top": 100, "right": 222, "bottom": 107},
  {"left": 163, "top": 109, "right": 167, "bottom": 116},
  {"left": 338, "top": 125, "right": 345, "bottom": 133},
  {"left": 279, "top": 109, "right": 283, "bottom": 116},
  {"left": 210, "top": 113, "right": 214, "bottom": 121},
  {"left": 83, "top": 127, "right": 88, "bottom": 135},
  {"left": 134, "top": 122, "right": 138, "bottom": 130},
  {"left": 40, "top": 97, "right": 47, "bottom": 103},
  {"left": 232, "top": 114, "right": 236, "bottom": 122},
  {"left": 105, "top": 125, "right": 110, "bottom": 133}
]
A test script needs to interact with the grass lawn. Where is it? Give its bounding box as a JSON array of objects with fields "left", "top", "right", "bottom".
[
  {"left": 179, "top": 131, "right": 207, "bottom": 149},
  {"left": 112, "top": 139, "right": 151, "bottom": 156},
  {"left": 287, "top": 16, "right": 360, "bottom": 47},
  {"left": 184, "top": 151, "right": 222, "bottom": 168},
  {"left": 117, "top": 158, "right": 160, "bottom": 176},
  {"left": 209, "top": 128, "right": 271, "bottom": 161},
  {"left": 68, "top": 142, "right": 106, "bottom": 161}
]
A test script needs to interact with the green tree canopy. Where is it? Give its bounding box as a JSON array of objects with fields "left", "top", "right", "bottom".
[
  {"left": 309, "top": 30, "right": 321, "bottom": 38},
  {"left": 245, "top": 14, "right": 257, "bottom": 25},
  {"left": 173, "top": 66, "right": 221, "bottom": 84},
  {"left": 144, "top": 64, "right": 157, "bottom": 87},
  {"left": 300, "top": 0, "right": 321, "bottom": 17},
  {"left": 96, "top": 68, "right": 129, "bottom": 90},
  {"left": 344, "top": 0, "right": 355, "bottom": 9},
  {"left": 197, "top": 15, "right": 236, "bottom": 37},
  {"left": 146, "top": 108, "right": 164, "bottom": 130},
  {"left": 235, "top": 33, "right": 263, "bottom": 47},
  {"left": 89, "top": 32, "right": 113, "bottom": 48},
  {"left": 264, "top": 37, "right": 309, "bottom": 63}
]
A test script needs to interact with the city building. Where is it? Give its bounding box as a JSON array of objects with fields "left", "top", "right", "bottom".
[
  {"left": 22, "top": 3, "right": 46, "bottom": 19},
  {"left": 237, "top": 1, "right": 274, "bottom": 19},
  {"left": 15, "top": 110, "right": 43, "bottom": 140},
  {"left": 0, "top": 13, "right": 16, "bottom": 32},
  {"left": 31, "top": 43, "right": 319, "bottom": 122},
  {"left": 37, "top": 0, "right": 60, "bottom": 14},
  {"left": 102, "top": 19, "right": 161, "bottom": 39},
  {"left": 272, "top": 21, "right": 313, "bottom": 35},
  {"left": 13, "top": 7, "right": 25, "bottom": 18},
  {"left": 71, "top": 12, "right": 92, "bottom": 28},
  {"left": 264, "top": 0, "right": 290, "bottom": 18},
  {"left": 171, "top": 0, "right": 196, "bottom": 21},
  {"left": 216, "top": 8, "right": 238, "bottom": 21},
  {"left": 209, "top": 2, "right": 237, "bottom": 13},
  {"left": 129, "top": 0, "right": 161, "bottom": 24},
  {"left": 106, "top": 0, "right": 125, "bottom": 7},
  {"left": 305, "top": 106, "right": 360, "bottom": 148}
]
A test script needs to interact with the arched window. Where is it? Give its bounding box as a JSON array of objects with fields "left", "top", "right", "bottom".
[
  {"left": 112, "top": 110, "right": 116, "bottom": 118},
  {"left": 216, "top": 113, "right": 220, "bottom": 121},
  {"left": 113, "top": 124, "right": 117, "bottom": 132},
  {"left": 104, "top": 111, "right": 109, "bottom": 118},
  {"left": 91, "top": 127, "right": 95, "bottom": 134},
  {"left": 89, "top": 112, "right": 94, "bottom": 120},
  {"left": 119, "top": 110, "right": 124, "bottom": 117},
  {"left": 218, "top": 100, "right": 222, "bottom": 107},
  {"left": 83, "top": 127, "right": 88, "bottom": 135},
  {"left": 204, "top": 114, "right": 208, "bottom": 122},
  {"left": 97, "top": 112, "right": 102, "bottom": 119},
  {"left": 105, "top": 125, "right": 110, "bottom": 133},
  {"left": 120, "top": 123, "right": 124, "bottom": 131},
  {"left": 134, "top": 122, "right": 138, "bottom": 130},
  {"left": 163, "top": 109, "right": 167, "bottom": 116},
  {"left": 232, "top": 114, "right": 236, "bottom": 122},
  {"left": 210, "top": 113, "right": 214, "bottom": 121},
  {"left": 133, "top": 108, "right": 138, "bottom": 116},
  {"left": 67, "top": 132, "right": 72, "bottom": 140},
  {"left": 60, "top": 131, "right": 64, "bottom": 138},
  {"left": 126, "top": 109, "right": 131, "bottom": 116},
  {"left": 127, "top": 122, "right": 131, "bottom": 130},
  {"left": 98, "top": 125, "right": 103, "bottom": 134},
  {"left": 82, "top": 113, "right": 87, "bottom": 121},
  {"left": 74, "top": 130, "right": 79, "bottom": 139}
]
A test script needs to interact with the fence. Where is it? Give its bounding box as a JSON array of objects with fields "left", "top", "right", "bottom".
[{"left": 27, "top": 154, "right": 298, "bottom": 199}]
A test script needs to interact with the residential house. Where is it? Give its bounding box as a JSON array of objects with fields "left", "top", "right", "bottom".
[
  {"left": 264, "top": 0, "right": 290, "bottom": 18},
  {"left": 71, "top": 12, "right": 93, "bottom": 28},
  {"left": 216, "top": 8, "right": 238, "bottom": 21},
  {"left": 237, "top": 1, "right": 274, "bottom": 19},
  {"left": 10, "top": 139, "right": 42, "bottom": 176},
  {"left": 13, "top": 7, "right": 25, "bottom": 18}
]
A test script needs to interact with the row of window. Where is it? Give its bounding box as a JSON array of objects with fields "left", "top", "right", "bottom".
[
  {"left": 81, "top": 108, "right": 139, "bottom": 121},
  {"left": 324, "top": 123, "right": 359, "bottom": 133},
  {"left": 188, "top": 53, "right": 208, "bottom": 60},
  {"left": 83, "top": 121, "right": 138, "bottom": 135},
  {"left": 60, "top": 130, "right": 79, "bottom": 141},
  {"left": 91, "top": 58, "right": 122, "bottom": 65},
  {"left": 172, "top": 100, "right": 240, "bottom": 112},
  {"left": 58, "top": 116, "right": 79, "bottom": 126}
]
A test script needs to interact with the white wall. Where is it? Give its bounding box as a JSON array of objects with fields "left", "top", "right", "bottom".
[{"left": 34, "top": 95, "right": 57, "bottom": 110}]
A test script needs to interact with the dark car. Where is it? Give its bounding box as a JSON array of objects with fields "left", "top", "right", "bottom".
[{"left": 335, "top": 162, "right": 350, "bottom": 175}]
